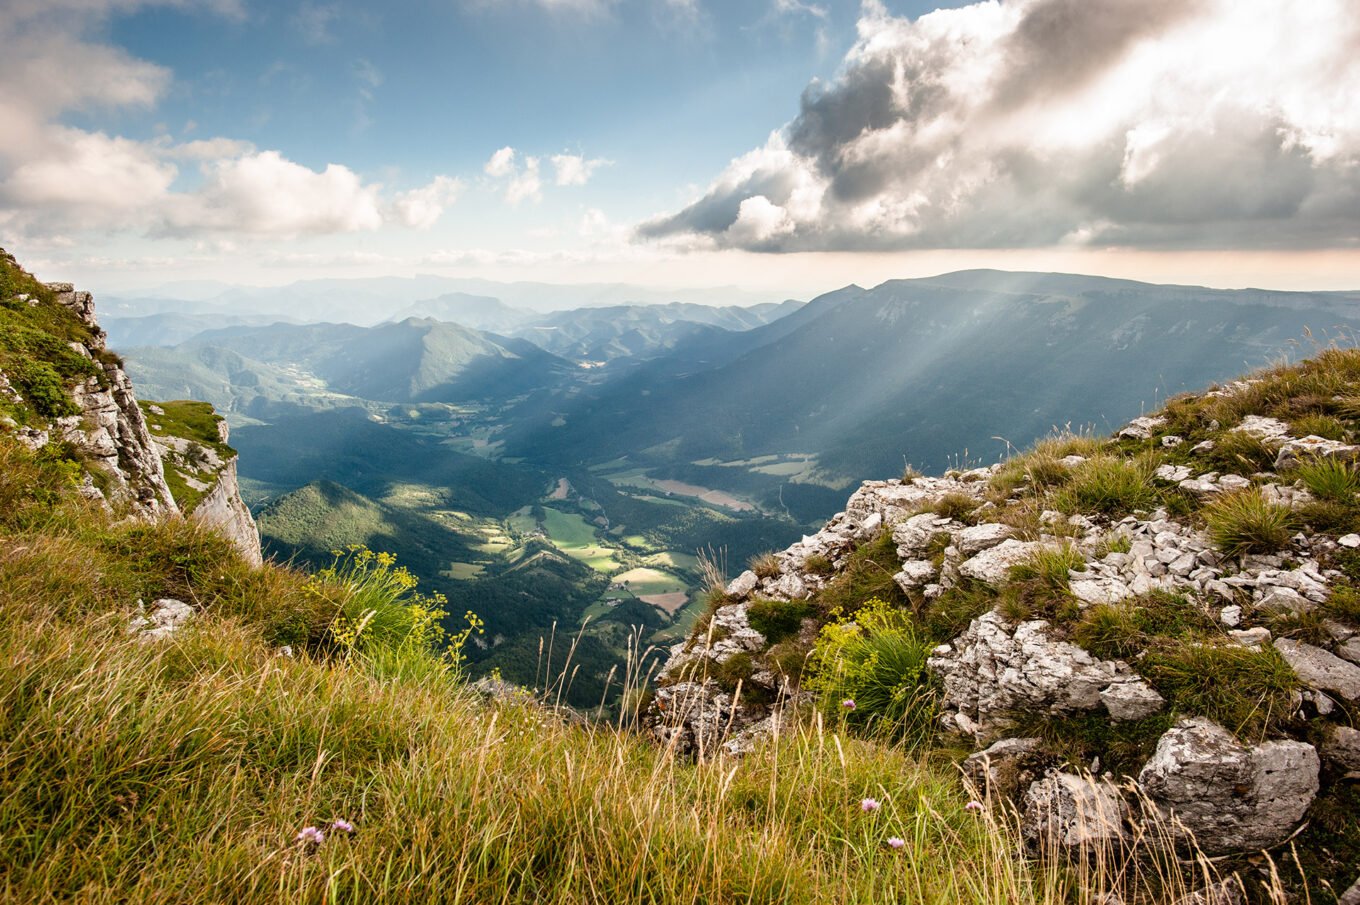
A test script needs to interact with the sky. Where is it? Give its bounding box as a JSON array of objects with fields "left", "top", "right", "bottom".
[{"left": 1, "top": 0, "right": 1359, "bottom": 297}]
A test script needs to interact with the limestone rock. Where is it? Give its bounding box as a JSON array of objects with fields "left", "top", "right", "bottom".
[
  {"left": 1320, "top": 725, "right": 1360, "bottom": 773},
  {"left": 1021, "top": 772, "right": 1130, "bottom": 852},
  {"left": 1274, "top": 638, "right": 1360, "bottom": 702},
  {"left": 187, "top": 456, "right": 262, "bottom": 566},
  {"left": 893, "top": 560, "right": 937, "bottom": 592},
  {"left": 955, "top": 523, "right": 1016, "bottom": 556},
  {"left": 128, "top": 598, "right": 196, "bottom": 640},
  {"left": 962, "top": 737, "right": 1050, "bottom": 801},
  {"left": 958, "top": 539, "right": 1045, "bottom": 587},
  {"left": 726, "top": 570, "right": 759, "bottom": 599},
  {"left": 928, "top": 612, "right": 1162, "bottom": 740},
  {"left": 1119, "top": 416, "right": 1166, "bottom": 440},
  {"left": 1339, "top": 877, "right": 1360, "bottom": 905},
  {"left": 1137, "top": 717, "right": 1319, "bottom": 854}
]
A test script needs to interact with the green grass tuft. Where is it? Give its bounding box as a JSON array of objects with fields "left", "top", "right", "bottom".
[{"left": 1204, "top": 488, "right": 1296, "bottom": 556}]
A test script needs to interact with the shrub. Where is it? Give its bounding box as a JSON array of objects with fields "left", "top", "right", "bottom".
[
  {"left": 746, "top": 597, "right": 816, "bottom": 645},
  {"left": 1052, "top": 457, "right": 1161, "bottom": 516},
  {"left": 1204, "top": 488, "right": 1295, "bottom": 556},
  {"left": 804, "top": 598, "right": 937, "bottom": 746},
  {"left": 1297, "top": 456, "right": 1360, "bottom": 502}
]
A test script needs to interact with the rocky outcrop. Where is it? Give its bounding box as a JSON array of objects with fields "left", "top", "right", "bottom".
[
  {"left": 1, "top": 252, "right": 260, "bottom": 564},
  {"left": 1137, "top": 717, "right": 1319, "bottom": 855},
  {"left": 21, "top": 280, "right": 179, "bottom": 518},
  {"left": 189, "top": 456, "right": 263, "bottom": 566},
  {"left": 1021, "top": 772, "right": 1130, "bottom": 852},
  {"left": 928, "top": 612, "right": 1163, "bottom": 741}
]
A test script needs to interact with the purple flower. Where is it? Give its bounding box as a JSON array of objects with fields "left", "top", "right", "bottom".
[
  {"left": 841, "top": 699, "right": 856, "bottom": 711},
  {"left": 330, "top": 819, "right": 355, "bottom": 834},
  {"left": 886, "top": 836, "right": 906, "bottom": 850},
  {"left": 296, "top": 826, "right": 325, "bottom": 845},
  {"left": 860, "top": 798, "right": 881, "bottom": 813},
  {"left": 965, "top": 800, "right": 985, "bottom": 812}
]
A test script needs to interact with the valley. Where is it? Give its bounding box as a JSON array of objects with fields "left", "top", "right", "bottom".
[{"left": 113, "top": 270, "right": 1360, "bottom": 703}]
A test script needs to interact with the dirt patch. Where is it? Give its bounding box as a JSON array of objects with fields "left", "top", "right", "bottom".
[{"left": 640, "top": 592, "right": 690, "bottom": 614}]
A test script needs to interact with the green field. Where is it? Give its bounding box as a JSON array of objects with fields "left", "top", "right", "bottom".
[{"left": 541, "top": 507, "right": 624, "bottom": 572}]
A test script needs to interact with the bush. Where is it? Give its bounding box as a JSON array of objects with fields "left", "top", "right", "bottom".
[
  {"left": 1204, "top": 488, "right": 1295, "bottom": 556},
  {"left": 804, "top": 598, "right": 937, "bottom": 746}
]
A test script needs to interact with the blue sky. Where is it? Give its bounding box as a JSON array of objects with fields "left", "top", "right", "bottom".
[{"left": 2, "top": 0, "right": 1359, "bottom": 294}]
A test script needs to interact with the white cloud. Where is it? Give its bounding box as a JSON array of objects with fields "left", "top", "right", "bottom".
[
  {"left": 161, "top": 151, "right": 384, "bottom": 236},
  {"left": 390, "top": 175, "right": 465, "bottom": 229},
  {"left": 773, "top": 0, "right": 826, "bottom": 20},
  {"left": 484, "top": 146, "right": 517, "bottom": 178},
  {"left": 550, "top": 153, "right": 609, "bottom": 186},
  {"left": 506, "top": 157, "right": 543, "bottom": 204},
  {"left": 644, "top": 0, "right": 1360, "bottom": 252}
]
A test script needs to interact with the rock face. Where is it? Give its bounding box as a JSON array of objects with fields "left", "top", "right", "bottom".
[
  {"left": 128, "top": 598, "right": 196, "bottom": 640},
  {"left": 45, "top": 282, "right": 178, "bottom": 518},
  {"left": 189, "top": 456, "right": 263, "bottom": 566},
  {"left": 928, "top": 612, "right": 1163, "bottom": 741},
  {"left": 1137, "top": 718, "right": 1319, "bottom": 855},
  {"left": 1, "top": 253, "right": 260, "bottom": 564}
]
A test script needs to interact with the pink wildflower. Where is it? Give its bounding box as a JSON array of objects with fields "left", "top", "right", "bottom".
[
  {"left": 965, "top": 800, "right": 985, "bottom": 812},
  {"left": 296, "top": 826, "right": 325, "bottom": 845},
  {"left": 330, "top": 819, "right": 355, "bottom": 834},
  {"left": 841, "top": 699, "right": 856, "bottom": 711},
  {"left": 886, "top": 836, "right": 906, "bottom": 850},
  {"left": 860, "top": 797, "right": 881, "bottom": 813}
]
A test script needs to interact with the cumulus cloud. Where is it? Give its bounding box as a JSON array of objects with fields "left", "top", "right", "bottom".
[
  {"left": 550, "top": 153, "right": 609, "bottom": 186},
  {"left": 484, "top": 146, "right": 517, "bottom": 178},
  {"left": 390, "top": 175, "right": 465, "bottom": 229},
  {"left": 506, "top": 157, "right": 543, "bottom": 204},
  {"left": 0, "top": 0, "right": 459, "bottom": 240},
  {"left": 641, "top": 0, "right": 1360, "bottom": 252}
]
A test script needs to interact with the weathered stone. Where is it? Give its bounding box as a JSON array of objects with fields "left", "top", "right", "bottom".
[
  {"left": 726, "top": 570, "right": 759, "bottom": 599},
  {"left": 956, "top": 523, "right": 1017, "bottom": 556},
  {"left": 1119, "top": 416, "right": 1166, "bottom": 441},
  {"left": 128, "top": 598, "right": 196, "bottom": 640},
  {"left": 1274, "top": 638, "right": 1360, "bottom": 701},
  {"left": 1338, "top": 877, "right": 1360, "bottom": 905},
  {"left": 928, "top": 613, "right": 1162, "bottom": 740},
  {"left": 1320, "top": 725, "right": 1360, "bottom": 773},
  {"left": 1276, "top": 435, "right": 1360, "bottom": 471},
  {"left": 1219, "top": 604, "right": 1242, "bottom": 627},
  {"left": 1255, "top": 587, "right": 1314, "bottom": 614},
  {"left": 1099, "top": 679, "right": 1165, "bottom": 720},
  {"left": 1228, "top": 627, "right": 1271, "bottom": 647},
  {"left": 1337, "top": 637, "right": 1360, "bottom": 666},
  {"left": 1340, "top": 534, "right": 1360, "bottom": 549},
  {"left": 958, "top": 539, "right": 1045, "bottom": 587},
  {"left": 962, "top": 737, "right": 1050, "bottom": 801},
  {"left": 1137, "top": 717, "right": 1319, "bottom": 854},
  {"left": 1022, "top": 772, "right": 1130, "bottom": 852},
  {"left": 893, "top": 560, "right": 937, "bottom": 592}
]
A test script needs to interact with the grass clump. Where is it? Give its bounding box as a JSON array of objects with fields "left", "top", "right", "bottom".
[
  {"left": 812, "top": 528, "right": 911, "bottom": 615},
  {"left": 1296, "top": 456, "right": 1360, "bottom": 502},
  {"left": 747, "top": 597, "right": 816, "bottom": 645},
  {"left": 1204, "top": 488, "right": 1295, "bottom": 556},
  {"left": 805, "top": 598, "right": 937, "bottom": 746},
  {"left": 750, "top": 551, "right": 782, "bottom": 579},
  {"left": 1052, "top": 456, "right": 1161, "bottom": 516},
  {"left": 999, "top": 545, "right": 1085, "bottom": 623},
  {"left": 1141, "top": 642, "right": 1298, "bottom": 740},
  {"left": 1202, "top": 430, "right": 1279, "bottom": 475},
  {"left": 931, "top": 492, "right": 981, "bottom": 523},
  {"left": 1291, "top": 413, "right": 1349, "bottom": 441},
  {"left": 1073, "top": 593, "right": 1215, "bottom": 661},
  {"left": 802, "top": 553, "right": 834, "bottom": 575}
]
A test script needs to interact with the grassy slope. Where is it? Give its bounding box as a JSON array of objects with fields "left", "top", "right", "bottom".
[{"left": 0, "top": 432, "right": 1104, "bottom": 905}]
